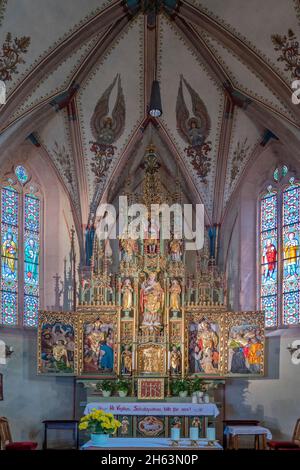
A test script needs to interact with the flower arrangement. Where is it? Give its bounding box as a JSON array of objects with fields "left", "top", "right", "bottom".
[
  {"left": 115, "top": 379, "right": 130, "bottom": 396},
  {"left": 172, "top": 379, "right": 190, "bottom": 396},
  {"left": 79, "top": 409, "right": 121, "bottom": 435}
]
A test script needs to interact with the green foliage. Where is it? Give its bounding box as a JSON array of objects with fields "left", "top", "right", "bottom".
[
  {"left": 172, "top": 379, "right": 189, "bottom": 395},
  {"left": 115, "top": 379, "right": 130, "bottom": 392}
]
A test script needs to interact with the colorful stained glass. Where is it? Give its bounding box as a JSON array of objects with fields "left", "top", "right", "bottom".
[
  {"left": 0, "top": 291, "right": 17, "bottom": 325},
  {"left": 1, "top": 186, "right": 19, "bottom": 326},
  {"left": 261, "top": 191, "right": 277, "bottom": 232},
  {"left": 260, "top": 190, "right": 278, "bottom": 327},
  {"left": 283, "top": 291, "right": 300, "bottom": 325},
  {"left": 23, "top": 295, "right": 39, "bottom": 328},
  {"left": 24, "top": 195, "right": 40, "bottom": 232},
  {"left": 23, "top": 193, "right": 40, "bottom": 327},
  {"left": 282, "top": 182, "right": 300, "bottom": 326},
  {"left": 261, "top": 295, "right": 277, "bottom": 328},
  {"left": 1, "top": 187, "right": 18, "bottom": 225},
  {"left": 15, "top": 165, "right": 28, "bottom": 184}
]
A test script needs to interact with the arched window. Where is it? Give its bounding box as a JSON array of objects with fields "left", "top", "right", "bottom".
[
  {"left": 0, "top": 166, "right": 42, "bottom": 327},
  {"left": 260, "top": 171, "right": 300, "bottom": 328}
]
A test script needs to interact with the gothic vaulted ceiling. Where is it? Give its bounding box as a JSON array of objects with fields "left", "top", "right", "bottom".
[{"left": 1, "top": 0, "right": 300, "bottom": 246}]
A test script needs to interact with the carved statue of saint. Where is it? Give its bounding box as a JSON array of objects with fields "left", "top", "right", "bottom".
[
  {"left": 169, "top": 279, "right": 181, "bottom": 312},
  {"left": 169, "top": 239, "right": 182, "bottom": 262},
  {"left": 119, "top": 236, "right": 138, "bottom": 262},
  {"left": 121, "top": 278, "right": 133, "bottom": 311},
  {"left": 170, "top": 345, "right": 181, "bottom": 375},
  {"left": 120, "top": 417, "right": 130, "bottom": 435},
  {"left": 140, "top": 272, "right": 164, "bottom": 327},
  {"left": 121, "top": 345, "right": 132, "bottom": 374}
]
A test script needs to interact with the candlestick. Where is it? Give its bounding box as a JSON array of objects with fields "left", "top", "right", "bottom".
[
  {"left": 171, "top": 427, "right": 180, "bottom": 440},
  {"left": 206, "top": 427, "right": 216, "bottom": 441},
  {"left": 189, "top": 427, "right": 199, "bottom": 440}
]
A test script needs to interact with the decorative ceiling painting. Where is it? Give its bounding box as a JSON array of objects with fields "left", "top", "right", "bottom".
[
  {"left": 36, "top": 110, "right": 81, "bottom": 215},
  {"left": 159, "top": 16, "right": 224, "bottom": 216},
  {"left": 0, "top": 0, "right": 112, "bottom": 94},
  {"left": 77, "top": 15, "right": 144, "bottom": 210},
  {"left": 223, "top": 108, "right": 262, "bottom": 208},
  {"left": 191, "top": 0, "right": 300, "bottom": 84},
  {"left": 195, "top": 29, "right": 297, "bottom": 124},
  {"left": 0, "top": 1, "right": 300, "bottom": 248},
  {"left": 9, "top": 35, "right": 101, "bottom": 123}
]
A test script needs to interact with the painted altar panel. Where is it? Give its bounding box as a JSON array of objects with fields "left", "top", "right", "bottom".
[
  {"left": 78, "top": 313, "right": 118, "bottom": 376},
  {"left": 224, "top": 312, "right": 265, "bottom": 376},
  {"left": 186, "top": 311, "right": 225, "bottom": 376},
  {"left": 38, "top": 312, "right": 78, "bottom": 375}
]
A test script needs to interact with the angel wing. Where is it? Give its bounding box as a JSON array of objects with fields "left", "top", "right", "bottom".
[
  {"left": 90, "top": 75, "right": 118, "bottom": 141},
  {"left": 176, "top": 75, "right": 190, "bottom": 144},
  {"left": 183, "top": 77, "right": 211, "bottom": 139},
  {"left": 111, "top": 74, "right": 125, "bottom": 142}
]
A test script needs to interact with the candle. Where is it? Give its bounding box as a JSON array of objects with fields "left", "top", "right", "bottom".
[
  {"left": 206, "top": 427, "right": 216, "bottom": 440},
  {"left": 189, "top": 427, "right": 199, "bottom": 440},
  {"left": 171, "top": 427, "right": 180, "bottom": 440}
]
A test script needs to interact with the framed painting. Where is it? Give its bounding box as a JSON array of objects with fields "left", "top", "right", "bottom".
[
  {"left": 38, "top": 311, "right": 78, "bottom": 375},
  {"left": 185, "top": 311, "right": 225, "bottom": 376},
  {"left": 137, "top": 378, "right": 165, "bottom": 400},
  {"left": 78, "top": 313, "right": 118, "bottom": 376},
  {"left": 224, "top": 312, "right": 265, "bottom": 376}
]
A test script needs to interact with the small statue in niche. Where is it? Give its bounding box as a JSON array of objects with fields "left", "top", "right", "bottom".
[
  {"left": 169, "top": 239, "right": 182, "bottom": 262},
  {"left": 119, "top": 236, "right": 138, "bottom": 263},
  {"left": 120, "top": 416, "right": 130, "bottom": 436},
  {"left": 169, "top": 345, "right": 181, "bottom": 375},
  {"left": 121, "top": 278, "right": 133, "bottom": 315},
  {"left": 169, "top": 279, "right": 181, "bottom": 317},
  {"left": 121, "top": 345, "right": 132, "bottom": 374}
]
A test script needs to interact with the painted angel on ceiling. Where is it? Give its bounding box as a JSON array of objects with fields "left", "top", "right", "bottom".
[
  {"left": 90, "top": 73, "right": 125, "bottom": 146},
  {"left": 176, "top": 75, "right": 212, "bottom": 183},
  {"left": 176, "top": 75, "right": 211, "bottom": 148}
]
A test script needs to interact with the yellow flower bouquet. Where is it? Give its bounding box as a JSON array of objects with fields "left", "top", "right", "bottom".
[{"left": 79, "top": 409, "right": 121, "bottom": 444}]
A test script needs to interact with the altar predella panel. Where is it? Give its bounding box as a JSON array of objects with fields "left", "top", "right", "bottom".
[
  {"left": 37, "top": 146, "right": 264, "bottom": 379},
  {"left": 37, "top": 310, "right": 264, "bottom": 377}
]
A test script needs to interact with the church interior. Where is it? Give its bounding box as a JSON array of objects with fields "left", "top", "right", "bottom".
[{"left": 0, "top": 0, "right": 300, "bottom": 454}]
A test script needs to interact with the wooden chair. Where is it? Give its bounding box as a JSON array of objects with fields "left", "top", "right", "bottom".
[
  {"left": 0, "top": 417, "right": 37, "bottom": 450},
  {"left": 268, "top": 418, "right": 300, "bottom": 450}
]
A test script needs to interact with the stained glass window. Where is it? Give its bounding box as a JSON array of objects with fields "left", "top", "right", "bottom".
[
  {"left": 15, "top": 165, "right": 28, "bottom": 185},
  {"left": 282, "top": 179, "right": 300, "bottom": 325},
  {"left": 0, "top": 169, "right": 41, "bottom": 327},
  {"left": 260, "top": 188, "right": 278, "bottom": 327},
  {"left": 0, "top": 187, "right": 19, "bottom": 325},
  {"left": 23, "top": 194, "right": 40, "bottom": 327},
  {"left": 260, "top": 176, "right": 300, "bottom": 328}
]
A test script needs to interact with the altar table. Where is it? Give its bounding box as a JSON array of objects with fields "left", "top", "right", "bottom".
[
  {"left": 82, "top": 437, "right": 223, "bottom": 450},
  {"left": 224, "top": 425, "right": 272, "bottom": 450},
  {"left": 84, "top": 402, "right": 219, "bottom": 417}
]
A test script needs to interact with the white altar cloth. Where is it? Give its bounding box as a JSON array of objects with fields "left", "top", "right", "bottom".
[
  {"left": 82, "top": 438, "right": 223, "bottom": 450},
  {"left": 224, "top": 426, "right": 272, "bottom": 440},
  {"left": 84, "top": 402, "right": 219, "bottom": 417}
]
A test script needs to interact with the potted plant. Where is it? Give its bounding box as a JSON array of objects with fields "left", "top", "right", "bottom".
[
  {"left": 100, "top": 380, "right": 114, "bottom": 397},
  {"left": 172, "top": 379, "right": 190, "bottom": 398},
  {"left": 116, "top": 380, "right": 129, "bottom": 397},
  {"left": 79, "top": 408, "right": 121, "bottom": 446}
]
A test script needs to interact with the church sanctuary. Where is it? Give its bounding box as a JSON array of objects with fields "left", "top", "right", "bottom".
[{"left": 0, "top": 0, "right": 300, "bottom": 458}]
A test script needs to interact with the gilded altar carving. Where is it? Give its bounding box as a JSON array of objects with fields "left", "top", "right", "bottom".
[
  {"left": 37, "top": 145, "right": 265, "bottom": 383},
  {"left": 137, "top": 344, "right": 165, "bottom": 374}
]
